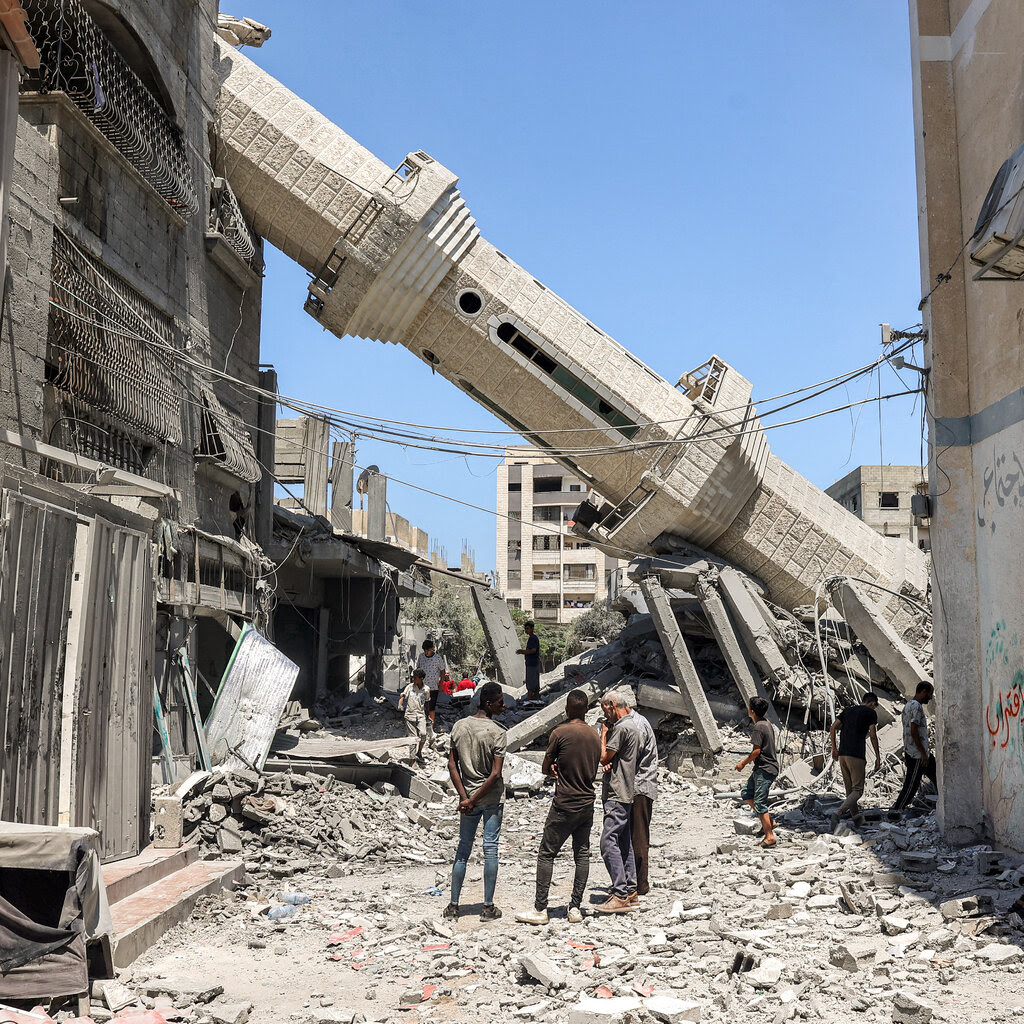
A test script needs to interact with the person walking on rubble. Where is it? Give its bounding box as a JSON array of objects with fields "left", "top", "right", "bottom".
[
  {"left": 443, "top": 681, "right": 507, "bottom": 922},
  {"left": 416, "top": 638, "right": 449, "bottom": 742},
  {"left": 631, "top": 707, "right": 659, "bottom": 896},
  {"left": 596, "top": 689, "right": 641, "bottom": 913},
  {"left": 515, "top": 688, "right": 601, "bottom": 925},
  {"left": 891, "top": 681, "right": 937, "bottom": 814},
  {"left": 829, "top": 691, "right": 881, "bottom": 831},
  {"left": 516, "top": 620, "right": 542, "bottom": 699},
  {"left": 735, "top": 696, "right": 779, "bottom": 848},
  {"left": 398, "top": 668, "right": 429, "bottom": 764}
]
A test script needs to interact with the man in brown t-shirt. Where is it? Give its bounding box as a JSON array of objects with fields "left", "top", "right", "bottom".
[{"left": 515, "top": 689, "right": 601, "bottom": 925}]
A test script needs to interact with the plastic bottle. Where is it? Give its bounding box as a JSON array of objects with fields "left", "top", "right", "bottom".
[
  {"left": 279, "top": 891, "right": 312, "bottom": 905},
  {"left": 267, "top": 904, "right": 297, "bottom": 920}
]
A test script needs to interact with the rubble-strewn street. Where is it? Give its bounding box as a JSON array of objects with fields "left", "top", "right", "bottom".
[{"left": 118, "top": 729, "right": 1024, "bottom": 1024}]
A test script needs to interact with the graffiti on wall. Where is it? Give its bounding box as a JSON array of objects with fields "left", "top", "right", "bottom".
[
  {"left": 977, "top": 449, "right": 1024, "bottom": 533},
  {"left": 982, "top": 620, "right": 1024, "bottom": 842}
]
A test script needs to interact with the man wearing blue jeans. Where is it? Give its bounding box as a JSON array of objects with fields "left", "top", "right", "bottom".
[
  {"left": 735, "top": 696, "right": 779, "bottom": 848},
  {"left": 443, "top": 682, "right": 507, "bottom": 921}
]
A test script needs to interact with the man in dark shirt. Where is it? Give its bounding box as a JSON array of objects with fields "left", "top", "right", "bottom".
[
  {"left": 829, "top": 692, "right": 880, "bottom": 831},
  {"left": 517, "top": 620, "right": 542, "bottom": 698},
  {"left": 515, "top": 689, "right": 601, "bottom": 925},
  {"left": 735, "top": 696, "right": 779, "bottom": 848}
]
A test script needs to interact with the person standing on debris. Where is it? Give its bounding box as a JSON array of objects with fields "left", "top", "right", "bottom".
[
  {"left": 596, "top": 689, "right": 641, "bottom": 913},
  {"left": 517, "top": 620, "right": 542, "bottom": 698},
  {"left": 416, "top": 638, "right": 449, "bottom": 741},
  {"left": 444, "top": 681, "right": 507, "bottom": 921},
  {"left": 829, "top": 691, "right": 881, "bottom": 831},
  {"left": 515, "top": 688, "right": 601, "bottom": 926},
  {"left": 398, "top": 668, "right": 429, "bottom": 764},
  {"left": 891, "top": 681, "right": 937, "bottom": 814},
  {"left": 735, "top": 696, "right": 779, "bottom": 848},
  {"left": 631, "top": 710, "right": 659, "bottom": 896}
]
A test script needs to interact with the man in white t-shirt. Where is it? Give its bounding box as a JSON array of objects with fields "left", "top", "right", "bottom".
[
  {"left": 891, "top": 681, "right": 936, "bottom": 813},
  {"left": 398, "top": 669, "right": 428, "bottom": 762},
  {"left": 415, "top": 639, "right": 448, "bottom": 740}
]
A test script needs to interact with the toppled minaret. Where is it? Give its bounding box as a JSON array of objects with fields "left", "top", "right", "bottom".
[{"left": 212, "top": 40, "right": 928, "bottom": 636}]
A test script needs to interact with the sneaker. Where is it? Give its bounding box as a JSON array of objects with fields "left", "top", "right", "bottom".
[
  {"left": 480, "top": 904, "right": 502, "bottom": 921},
  {"left": 441, "top": 903, "right": 459, "bottom": 920},
  {"left": 514, "top": 907, "right": 548, "bottom": 926},
  {"left": 567, "top": 906, "right": 583, "bottom": 924},
  {"left": 594, "top": 895, "right": 632, "bottom": 914}
]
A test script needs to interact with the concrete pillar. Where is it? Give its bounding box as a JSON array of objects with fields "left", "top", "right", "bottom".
[
  {"left": 717, "top": 567, "right": 790, "bottom": 684},
  {"left": 254, "top": 368, "right": 278, "bottom": 550},
  {"left": 470, "top": 585, "right": 524, "bottom": 692},
  {"left": 696, "top": 578, "right": 779, "bottom": 725},
  {"left": 316, "top": 607, "right": 330, "bottom": 701},
  {"left": 330, "top": 441, "right": 354, "bottom": 533},
  {"left": 367, "top": 470, "right": 386, "bottom": 541},
  {"left": 505, "top": 664, "right": 621, "bottom": 752},
  {"left": 638, "top": 576, "right": 722, "bottom": 754},
  {"left": 828, "top": 580, "right": 930, "bottom": 699}
]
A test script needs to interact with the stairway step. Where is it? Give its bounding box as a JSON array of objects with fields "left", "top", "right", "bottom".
[
  {"left": 110, "top": 858, "right": 243, "bottom": 968},
  {"left": 102, "top": 844, "right": 200, "bottom": 905}
]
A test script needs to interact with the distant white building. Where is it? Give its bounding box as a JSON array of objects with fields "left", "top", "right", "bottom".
[{"left": 495, "top": 447, "right": 619, "bottom": 624}]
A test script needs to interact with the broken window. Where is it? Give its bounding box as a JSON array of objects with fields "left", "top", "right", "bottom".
[
  {"left": 492, "top": 319, "right": 640, "bottom": 439},
  {"left": 879, "top": 492, "right": 900, "bottom": 509}
]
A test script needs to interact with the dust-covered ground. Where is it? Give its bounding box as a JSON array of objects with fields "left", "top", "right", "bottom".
[{"left": 125, "top": 745, "right": 1024, "bottom": 1024}]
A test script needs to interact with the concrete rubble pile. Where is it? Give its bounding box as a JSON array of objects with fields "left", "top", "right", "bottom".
[
  {"left": 173, "top": 764, "right": 450, "bottom": 879},
  {"left": 125, "top": 763, "right": 1023, "bottom": 1024}
]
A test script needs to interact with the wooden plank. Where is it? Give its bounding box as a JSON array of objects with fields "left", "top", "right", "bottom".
[{"left": 177, "top": 649, "right": 211, "bottom": 770}]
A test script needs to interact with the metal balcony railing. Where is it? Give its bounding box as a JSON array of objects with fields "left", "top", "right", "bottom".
[
  {"left": 209, "top": 176, "right": 262, "bottom": 271},
  {"left": 22, "top": 0, "right": 199, "bottom": 217}
]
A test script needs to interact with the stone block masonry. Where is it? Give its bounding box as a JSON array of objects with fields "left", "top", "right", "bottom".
[{"left": 212, "top": 36, "right": 928, "bottom": 636}]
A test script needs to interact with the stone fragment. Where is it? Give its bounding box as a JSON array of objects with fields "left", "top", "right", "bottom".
[
  {"left": 746, "top": 957, "right": 784, "bottom": 989},
  {"left": 787, "top": 882, "right": 811, "bottom": 899},
  {"left": 881, "top": 915, "right": 911, "bottom": 935},
  {"left": 807, "top": 894, "right": 838, "bottom": 910},
  {"left": 766, "top": 903, "right": 794, "bottom": 920},
  {"left": 643, "top": 995, "right": 702, "bottom": 1022},
  {"left": 153, "top": 796, "right": 184, "bottom": 849},
  {"left": 892, "top": 990, "right": 934, "bottom": 1023},
  {"left": 209, "top": 1005, "right": 250, "bottom": 1024},
  {"left": 938, "top": 896, "right": 977, "bottom": 920},
  {"left": 872, "top": 872, "right": 906, "bottom": 888},
  {"left": 91, "top": 981, "right": 138, "bottom": 1013},
  {"left": 141, "top": 979, "right": 224, "bottom": 1005},
  {"left": 519, "top": 954, "right": 568, "bottom": 990},
  {"left": 900, "top": 853, "right": 937, "bottom": 873},
  {"left": 568, "top": 996, "right": 644, "bottom": 1024},
  {"left": 976, "top": 943, "right": 1023, "bottom": 964},
  {"left": 830, "top": 941, "right": 878, "bottom": 972}
]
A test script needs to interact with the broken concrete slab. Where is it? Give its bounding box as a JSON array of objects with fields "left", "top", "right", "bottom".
[
  {"left": 717, "top": 567, "right": 790, "bottom": 684},
  {"left": 827, "top": 580, "right": 930, "bottom": 698},
  {"left": 471, "top": 586, "right": 525, "bottom": 694},
  {"left": 892, "top": 990, "right": 935, "bottom": 1023},
  {"left": 505, "top": 665, "right": 622, "bottom": 752},
  {"left": 569, "top": 996, "right": 644, "bottom": 1024},
  {"left": 639, "top": 576, "right": 722, "bottom": 754},
  {"left": 696, "top": 577, "right": 779, "bottom": 723},
  {"left": 643, "top": 996, "right": 702, "bottom": 1023},
  {"left": 519, "top": 952, "right": 568, "bottom": 989},
  {"left": 627, "top": 555, "right": 714, "bottom": 592}
]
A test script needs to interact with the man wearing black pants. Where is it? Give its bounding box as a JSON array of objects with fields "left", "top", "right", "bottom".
[
  {"left": 892, "top": 682, "right": 936, "bottom": 813},
  {"left": 515, "top": 689, "right": 601, "bottom": 925},
  {"left": 631, "top": 711, "right": 658, "bottom": 896}
]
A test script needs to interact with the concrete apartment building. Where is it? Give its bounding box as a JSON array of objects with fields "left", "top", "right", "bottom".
[
  {"left": 495, "top": 447, "right": 619, "bottom": 624},
  {"left": 825, "top": 466, "right": 930, "bottom": 550},
  {"left": 910, "top": 0, "right": 1024, "bottom": 851}
]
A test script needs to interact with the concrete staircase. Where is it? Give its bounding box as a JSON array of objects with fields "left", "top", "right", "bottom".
[{"left": 102, "top": 845, "right": 243, "bottom": 967}]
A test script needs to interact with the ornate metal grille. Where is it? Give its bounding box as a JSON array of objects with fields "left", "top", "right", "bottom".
[
  {"left": 21, "top": 0, "right": 199, "bottom": 217},
  {"left": 48, "top": 229, "right": 183, "bottom": 444},
  {"left": 209, "top": 176, "right": 262, "bottom": 271}
]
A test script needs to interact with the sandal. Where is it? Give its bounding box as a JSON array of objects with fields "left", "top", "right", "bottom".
[{"left": 760, "top": 838, "right": 778, "bottom": 849}]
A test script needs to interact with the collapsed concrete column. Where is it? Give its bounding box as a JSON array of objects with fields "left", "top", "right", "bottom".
[
  {"left": 717, "top": 567, "right": 790, "bottom": 684},
  {"left": 505, "top": 664, "right": 621, "bottom": 752},
  {"left": 638, "top": 576, "right": 723, "bottom": 754},
  {"left": 470, "top": 586, "right": 525, "bottom": 693},
  {"left": 827, "top": 579, "right": 931, "bottom": 698},
  {"left": 696, "top": 577, "right": 779, "bottom": 725}
]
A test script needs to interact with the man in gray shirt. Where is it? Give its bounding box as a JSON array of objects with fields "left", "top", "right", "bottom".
[
  {"left": 596, "top": 689, "right": 641, "bottom": 913},
  {"left": 631, "top": 712, "right": 659, "bottom": 896},
  {"left": 891, "top": 681, "right": 936, "bottom": 813}
]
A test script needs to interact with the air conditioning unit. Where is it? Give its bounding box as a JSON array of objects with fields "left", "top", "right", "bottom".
[{"left": 970, "top": 140, "right": 1024, "bottom": 279}]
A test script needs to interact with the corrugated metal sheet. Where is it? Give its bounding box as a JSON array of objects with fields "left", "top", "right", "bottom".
[
  {"left": 0, "top": 492, "right": 78, "bottom": 825},
  {"left": 205, "top": 626, "right": 298, "bottom": 771},
  {"left": 72, "top": 517, "right": 155, "bottom": 862}
]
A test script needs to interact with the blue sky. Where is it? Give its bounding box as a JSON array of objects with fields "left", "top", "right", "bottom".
[{"left": 241, "top": 1, "right": 924, "bottom": 573}]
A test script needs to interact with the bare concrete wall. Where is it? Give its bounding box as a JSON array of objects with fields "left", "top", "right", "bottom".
[{"left": 910, "top": 0, "right": 1024, "bottom": 849}]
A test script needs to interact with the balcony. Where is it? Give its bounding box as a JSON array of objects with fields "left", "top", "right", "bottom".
[
  {"left": 22, "top": 0, "right": 199, "bottom": 217},
  {"left": 531, "top": 491, "right": 587, "bottom": 508}
]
